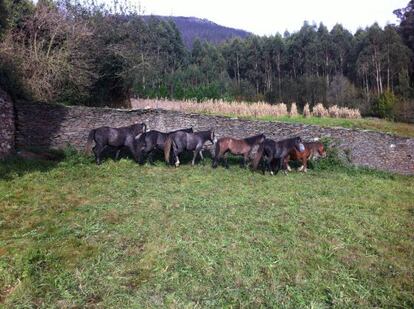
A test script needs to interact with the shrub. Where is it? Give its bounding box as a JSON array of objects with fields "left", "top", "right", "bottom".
[{"left": 375, "top": 90, "right": 396, "bottom": 119}]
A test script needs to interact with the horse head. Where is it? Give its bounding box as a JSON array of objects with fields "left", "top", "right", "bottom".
[
  {"left": 132, "top": 122, "right": 147, "bottom": 135},
  {"left": 258, "top": 134, "right": 266, "bottom": 144},
  {"left": 316, "top": 143, "right": 327, "bottom": 158},
  {"left": 133, "top": 134, "right": 146, "bottom": 160},
  {"left": 295, "top": 136, "right": 305, "bottom": 152},
  {"left": 210, "top": 129, "right": 217, "bottom": 144}
]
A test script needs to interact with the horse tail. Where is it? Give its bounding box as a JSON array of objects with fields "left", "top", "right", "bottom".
[
  {"left": 252, "top": 142, "right": 264, "bottom": 170},
  {"left": 213, "top": 139, "right": 220, "bottom": 159},
  {"left": 164, "top": 136, "right": 173, "bottom": 164},
  {"left": 85, "top": 129, "right": 96, "bottom": 155}
]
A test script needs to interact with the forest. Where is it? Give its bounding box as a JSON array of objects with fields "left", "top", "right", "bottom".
[{"left": 0, "top": 0, "right": 413, "bottom": 120}]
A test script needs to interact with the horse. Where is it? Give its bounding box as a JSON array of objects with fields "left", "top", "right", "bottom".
[
  {"left": 164, "top": 130, "right": 216, "bottom": 167},
  {"left": 252, "top": 136, "right": 305, "bottom": 175},
  {"left": 134, "top": 127, "right": 193, "bottom": 164},
  {"left": 85, "top": 122, "right": 146, "bottom": 165},
  {"left": 212, "top": 134, "right": 265, "bottom": 169},
  {"left": 283, "top": 141, "right": 326, "bottom": 173}
]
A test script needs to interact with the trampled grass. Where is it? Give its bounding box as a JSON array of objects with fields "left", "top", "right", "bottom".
[{"left": 0, "top": 151, "right": 413, "bottom": 307}]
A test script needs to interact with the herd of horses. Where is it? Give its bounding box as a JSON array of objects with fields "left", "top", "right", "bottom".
[{"left": 85, "top": 122, "right": 327, "bottom": 174}]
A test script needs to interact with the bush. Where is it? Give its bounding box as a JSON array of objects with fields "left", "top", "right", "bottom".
[{"left": 375, "top": 90, "right": 396, "bottom": 119}]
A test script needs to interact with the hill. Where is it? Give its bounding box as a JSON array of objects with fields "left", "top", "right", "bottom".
[{"left": 143, "top": 16, "right": 251, "bottom": 48}]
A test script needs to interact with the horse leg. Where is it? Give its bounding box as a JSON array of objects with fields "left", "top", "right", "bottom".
[
  {"left": 270, "top": 158, "right": 277, "bottom": 175},
  {"left": 260, "top": 156, "right": 268, "bottom": 175},
  {"left": 275, "top": 158, "right": 283, "bottom": 175},
  {"left": 302, "top": 157, "right": 308, "bottom": 173},
  {"left": 241, "top": 153, "right": 249, "bottom": 168},
  {"left": 175, "top": 153, "right": 180, "bottom": 167},
  {"left": 199, "top": 149, "right": 204, "bottom": 161},
  {"left": 191, "top": 149, "right": 198, "bottom": 166},
  {"left": 172, "top": 145, "right": 180, "bottom": 167},
  {"left": 93, "top": 144, "right": 104, "bottom": 165},
  {"left": 148, "top": 150, "right": 155, "bottom": 165},
  {"left": 127, "top": 144, "right": 139, "bottom": 163},
  {"left": 212, "top": 148, "right": 223, "bottom": 168},
  {"left": 283, "top": 156, "right": 292, "bottom": 172},
  {"left": 115, "top": 148, "right": 121, "bottom": 160},
  {"left": 224, "top": 152, "right": 230, "bottom": 169}
]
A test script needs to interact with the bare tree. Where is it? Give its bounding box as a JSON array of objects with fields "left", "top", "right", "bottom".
[{"left": 0, "top": 2, "right": 96, "bottom": 102}]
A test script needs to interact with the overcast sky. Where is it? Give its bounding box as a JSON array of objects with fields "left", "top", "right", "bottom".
[{"left": 135, "top": 0, "right": 408, "bottom": 35}]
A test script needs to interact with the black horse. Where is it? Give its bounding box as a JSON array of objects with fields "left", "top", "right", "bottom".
[
  {"left": 85, "top": 122, "right": 146, "bottom": 164},
  {"left": 134, "top": 127, "right": 193, "bottom": 164},
  {"left": 164, "top": 130, "right": 216, "bottom": 166},
  {"left": 252, "top": 137, "right": 305, "bottom": 175}
]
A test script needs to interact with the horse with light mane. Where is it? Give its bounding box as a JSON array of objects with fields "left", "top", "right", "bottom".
[{"left": 283, "top": 141, "right": 326, "bottom": 173}]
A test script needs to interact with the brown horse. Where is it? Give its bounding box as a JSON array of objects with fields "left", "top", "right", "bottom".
[
  {"left": 283, "top": 141, "right": 326, "bottom": 173},
  {"left": 212, "top": 134, "right": 265, "bottom": 168}
]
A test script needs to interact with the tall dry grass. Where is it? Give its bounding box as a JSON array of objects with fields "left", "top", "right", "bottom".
[
  {"left": 303, "top": 103, "right": 311, "bottom": 118},
  {"left": 289, "top": 103, "right": 298, "bottom": 117},
  {"left": 131, "top": 98, "right": 361, "bottom": 119}
]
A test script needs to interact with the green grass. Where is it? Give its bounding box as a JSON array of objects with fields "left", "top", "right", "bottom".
[
  {"left": 1, "top": 151, "right": 413, "bottom": 308},
  {"left": 258, "top": 115, "right": 414, "bottom": 138},
  {"left": 204, "top": 112, "right": 414, "bottom": 138}
]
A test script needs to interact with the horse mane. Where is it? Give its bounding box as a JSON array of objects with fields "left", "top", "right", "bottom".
[
  {"left": 195, "top": 130, "right": 212, "bottom": 139},
  {"left": 244, "top": 134, "right": 264, "bottom": 146},
  {"left": 278, "top": 136, "right": 299, "bottom": 146}
]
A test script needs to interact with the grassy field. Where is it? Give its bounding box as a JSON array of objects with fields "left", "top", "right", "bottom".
[
  {"left": 207, "top": 113, "right": 414, "bottom": 138},
  {"left": 1, "top": 151, "right": 413, "bottom": 308},
  {"left": 256, "top": 115, "right": 414, "bottom": 138}
]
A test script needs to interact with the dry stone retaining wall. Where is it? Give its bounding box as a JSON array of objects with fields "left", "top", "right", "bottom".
[
  {"left": 0, "top": 88, "right": 15, "bottom": 159},
  {"left": 14, "top": 101, "right": 414, "bottom": 175}
]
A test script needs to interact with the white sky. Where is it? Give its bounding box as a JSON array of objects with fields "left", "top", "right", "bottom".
[{"left": 134, "top": 0, "right": 408, "bottom": 35}]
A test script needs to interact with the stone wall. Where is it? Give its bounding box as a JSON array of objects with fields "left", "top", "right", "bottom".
[
  {"left": 0, "top": 88, "right": 15, "bottom": 159},
  {"left": 14, "top": 101, "right": 414, "bottom": 175}
]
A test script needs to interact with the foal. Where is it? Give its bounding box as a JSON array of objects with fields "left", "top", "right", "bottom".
[
  {"left": 283, "top": 141, "right": 326, "bottom": 173},
  {"left": 212, "top": 134, "right": 265, "bottom": 168}
]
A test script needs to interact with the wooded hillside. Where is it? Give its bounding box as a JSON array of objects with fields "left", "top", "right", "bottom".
[{"left": 0, "top": 0, "right": 413, "bottom": 121}]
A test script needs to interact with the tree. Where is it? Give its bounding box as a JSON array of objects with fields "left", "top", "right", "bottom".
[
  {"left": 394, "top": 0, "right": 414, "bottom": 52},
  {"left": 0, "top": 1, "right": 96, "bottom": 103}
]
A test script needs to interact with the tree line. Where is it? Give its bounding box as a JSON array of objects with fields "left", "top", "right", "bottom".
[{"left": 0, "top": 0, "right": 413, "bottom": 119}]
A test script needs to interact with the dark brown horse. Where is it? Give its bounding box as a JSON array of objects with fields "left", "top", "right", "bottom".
[
  {"left": 212, "top": 134, "right": 265, "bottom": 168},
  {"left": 283, "top": 141, "right": 326, "bottom": 173}
]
